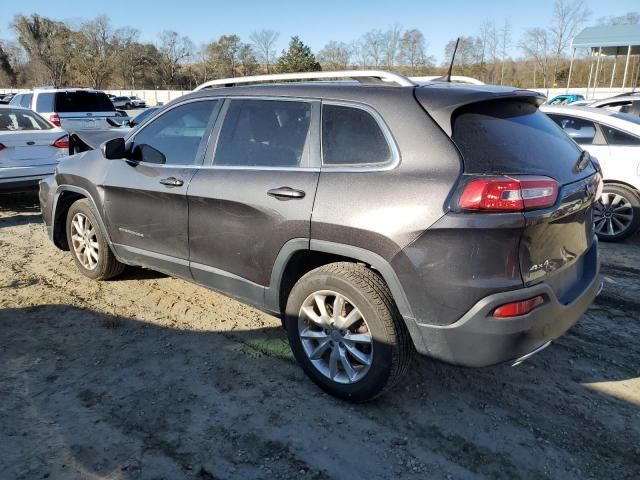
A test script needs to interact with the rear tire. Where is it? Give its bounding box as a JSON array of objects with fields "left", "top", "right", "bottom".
[
  {"left": 66, "top": 199, "right": 125, "bottom": 280},
  {"left": 284, "top": 262, "right": 412, "bottom": 402},
  {"left": 594, "top": 184, "right": 640, "bottom": 241}
]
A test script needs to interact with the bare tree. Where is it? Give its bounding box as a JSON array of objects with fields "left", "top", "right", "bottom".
[
  {"left": 349, "top": 39, "right": 367, "bottom": 68},
  {"left": 362, "top": 30, "right": 386, "bottom": 67},
  {"left": 74, "top": 15, "right": 114, "bottom": 88},
  {"left": 520, "top": 27, "right": 553, "bottom": 88},
  {"left": 499, "top": 18, "right": 512, "bottom": 85},
  {"left": 384, "top": 25, "right": 402, "bottom": 68},
  {"left": 317, "top": 41, "right": 351, "bottom": 70},
  {"left": 399, "top": 29, "right": 430, "bottom": 73},
  {"left": 549, "top": 0, "right": 591, "bottom": 86},
  {"left": 249, "top": 29, "right": 279, "bottom": 73},
  {"left": 598, "top": 11, "right": 640, "bottom": 25},
  {"left": 157, "top": 30, "right": 194, "bottom": 87}
]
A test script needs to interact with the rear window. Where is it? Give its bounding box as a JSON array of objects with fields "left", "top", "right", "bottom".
[
  {"left": 0, "top": 108, "right": 53, "bottom": 131},
  {"left": 452, "top": 100, "right": 593, "bottom": 183},
  {"left": 54, "top": 91, "right": 115, "bottom": 113}
]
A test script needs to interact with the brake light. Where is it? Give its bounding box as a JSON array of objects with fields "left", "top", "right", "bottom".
[
  {"left": 0, "top": 143, "right": 5, "bottom": 152},
  {"left": 493, "top": 296, "right": 544, "bottom": 318},
  {"left": 52, "top": 135, "right": 69, "bottom": 149},
  {"left": 49, "top": 114, "right": 61, "bottom": 127},
  {"left": 458, "top": 176, "right": 559, "bottom": 212}
]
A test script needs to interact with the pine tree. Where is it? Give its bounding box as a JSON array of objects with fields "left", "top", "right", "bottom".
[{"left": 276, "top": 36, "right": 321, "bottom": 73}]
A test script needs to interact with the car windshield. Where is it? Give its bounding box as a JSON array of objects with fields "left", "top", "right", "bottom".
[{"left": 0, "top": 108, "right": 53, "bottom": 131}]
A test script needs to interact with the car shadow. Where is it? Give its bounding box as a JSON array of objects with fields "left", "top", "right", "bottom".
[{"left": 0, "top": 303, "right": 637, "bottom": 479}]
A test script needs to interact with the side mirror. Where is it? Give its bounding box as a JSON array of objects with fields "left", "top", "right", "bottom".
[{"left": 102, "top": 137, "right": 126, "bottom": 159}]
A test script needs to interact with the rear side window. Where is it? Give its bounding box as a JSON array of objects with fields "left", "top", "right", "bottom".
[
  {"left": 452, "top": 101, "right": 591, "bottom": 183},
  {"left": 0, "top": 109, "right": 53, "bottom": 131},
  {"left": 547, "top": 114, "right": 599, "bottom": 145},
  {"left": 20, "top": 94, "right": 33, "bottom": 109},
  {"left": 214, "top": 99, "right": 311, "bottom": 168},
  {"left": 322, "top": 104, "right": 391, "bottom": 166},
  {"left": 601, "top": 125, "right": 640, "bottom": 145},
  {"left": 35, "top": 93, "right": 55, "bottom": 113},
  {"left": 54, "top": 91, "right": 115, "bottom": 112}
]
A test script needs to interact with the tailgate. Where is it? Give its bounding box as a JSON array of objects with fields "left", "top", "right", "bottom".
[
  {"left": 520, "top": 174, "right": 599, "bottom": 303},
  {"left": 59, "top": 112, "right": 116, "bottom": 131}
]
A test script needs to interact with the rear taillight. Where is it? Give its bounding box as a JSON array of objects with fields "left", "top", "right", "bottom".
[
  {"left": 52, "top": 135, "right": 69, "bottom": 149},
  {"left": 493, "top": 296, "right": 544, "bottom": 318},
  {"left": 49, "top": 114, "right": 61, "bottom": 127},
  {"left": 0, "top": 143, "right": 5, "bottom": 152},
  {"left": 458, "top": 176, "right": 559, "bottom": 212}
]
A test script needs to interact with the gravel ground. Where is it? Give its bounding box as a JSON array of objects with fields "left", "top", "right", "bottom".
[{"left": 1, "top": 191, "right": 639, "bottom": 480}]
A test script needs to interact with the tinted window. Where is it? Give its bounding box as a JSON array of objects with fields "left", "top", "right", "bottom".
[
  {"left": 601, "top": 125, "right": 640, "bottom": 145},
  {"left": 54, "top": 91, "right": 115, "bottom": 112},
  {"left": 21, "top": 93, "right": 33, "bottom": 109},
  {"left": 214, "top": 99, "right": 311, "bottom": 167},
  {"left": 131, "top": 100, "right": 217, "bottom": 165},
  {"left": 8, "top": 94, "right": 22, "bottom": 106},
  {"left": 0, "top": 109, "right": 53, "bottom": 131},
  {"left": 129, "top": 107, "right": 158, "bottom": 127},
  {"left": 35, "top": 93, "right": 55, "bottom": 112},
  {"left": 453, "top": 101, "right": 593, "bottom": 184},
  {"left": 547, "top": 114, "right": 597, "bottom": 145},
  {"left": 322, "top": 104, "right": 391, "bottom": 165}
]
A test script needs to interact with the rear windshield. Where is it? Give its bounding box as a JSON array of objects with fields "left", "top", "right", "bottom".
[
  {"left": 452, "top": 100, "right": 594, "bottom": 184},
  {"left": 0, "top": 108, "right": 53, "bottom": 131},
  {"left": 54, "top": 91, "right": 115, "bottom": 113}
]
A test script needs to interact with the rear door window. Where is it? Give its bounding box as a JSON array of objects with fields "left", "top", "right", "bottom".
[
  {"left": 214, "top": 99, "right": 312, "bottom": 168},
  {"left": 322, "top": 104, "right": 391, "bottom": 166},
  {"left": 54, "top": 91, "right": 115, "bottom": 112}
]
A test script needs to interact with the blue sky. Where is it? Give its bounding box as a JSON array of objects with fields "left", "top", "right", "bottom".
[{"left": 2, "top": 0, "right": 639, "bottom": 63}]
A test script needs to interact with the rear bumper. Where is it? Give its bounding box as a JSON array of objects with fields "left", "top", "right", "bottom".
[
  {"left": 405, "top": 240, "right": 601, "bottom": 367},
  {"left": 0, "top": 171, "right": 54, "bottom": 192}
]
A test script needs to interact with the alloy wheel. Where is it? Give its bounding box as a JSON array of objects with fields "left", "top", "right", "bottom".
[
  {"left": 298, "top": 290, "right": 373, "bottom": 384},
  {"left": 594, "top": 192, "right": 634, "bottom": 237},
  {"left": 70, "top": 213, "right": 100, "bottom": 270}
]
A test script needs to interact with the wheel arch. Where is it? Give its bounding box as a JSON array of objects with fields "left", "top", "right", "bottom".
[
  {"left": 52, "top": 186, "right": 112, "bottom": 251},
  {"left": 267, "top": 239, "right": 414, "bottom": 322},
  {"left": 602, "top": 179, "right": 640, "bottom": 199}
]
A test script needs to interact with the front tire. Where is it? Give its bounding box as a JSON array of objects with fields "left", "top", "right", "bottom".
[
  {"left": 284, "top": 262, "right": 412, "bottom": 402},
  {"left": 594, "top": 184, "right": 640, "bottom": 241},
  {"left": 66, "top": 199, "right": 125, "bottom": 280}
]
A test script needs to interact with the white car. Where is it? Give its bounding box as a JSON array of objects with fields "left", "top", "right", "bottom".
[
  {"left": 0, "top": 106, "right": 68, "bottom": 192},
  {"left": 9, "top": 88, "right": 119, "bottom": 132},
  {"left": 541, "top": 104, "right": 640, "bottom": 241},
  {"left": 111, "top": 96, "right": 147, "bottom": 109}
]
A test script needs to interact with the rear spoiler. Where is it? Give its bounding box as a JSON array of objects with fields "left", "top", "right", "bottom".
[{"left": 415, "top": 85, "right": 546, "bottom": 136}]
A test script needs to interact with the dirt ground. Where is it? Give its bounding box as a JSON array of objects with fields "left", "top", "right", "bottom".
[{"left": 1, "top": 192, "right": 639, "bottom": 480}]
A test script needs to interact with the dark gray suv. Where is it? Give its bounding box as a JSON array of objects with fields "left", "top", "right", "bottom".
[{"left": 39, "top": 72, "right": 603, "bottom": 401}]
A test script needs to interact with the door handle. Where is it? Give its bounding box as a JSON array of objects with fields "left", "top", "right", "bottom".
[
  {"left": 159, "top": 177, "right": 184, "bottom": 187},
  {"left": 267, "top": 187, "right": 306, "bottom": 200}
]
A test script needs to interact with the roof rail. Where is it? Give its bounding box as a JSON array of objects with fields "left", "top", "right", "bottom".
[
  {"left": 194, "top": 70, "right": 415, "bottom": 91},
  {"left": 410, "top": 75, "right": 485, "bottom": 85}
]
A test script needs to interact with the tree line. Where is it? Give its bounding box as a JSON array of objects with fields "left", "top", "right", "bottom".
[{"left": 0, "top": 1, "right": 638, "bottom": 91}]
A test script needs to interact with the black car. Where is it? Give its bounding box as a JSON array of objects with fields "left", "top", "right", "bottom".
[{"left": 39, "top": 71, "right": 603, "bottom": 401}]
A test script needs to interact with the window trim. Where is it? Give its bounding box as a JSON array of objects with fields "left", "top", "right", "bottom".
[
  {"left": 205, "top": 96, "right": 321, "bottom": 171},
  {"left": 123, "top": 97, "right": 222, "bottom": 167},
  {"left": 320, "top": 100, "right": 400, "bottom": 172}
]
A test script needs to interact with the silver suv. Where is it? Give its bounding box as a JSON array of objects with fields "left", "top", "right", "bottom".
[{"left": 10, "top": 88, "right": 119, "bottom": 131}]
